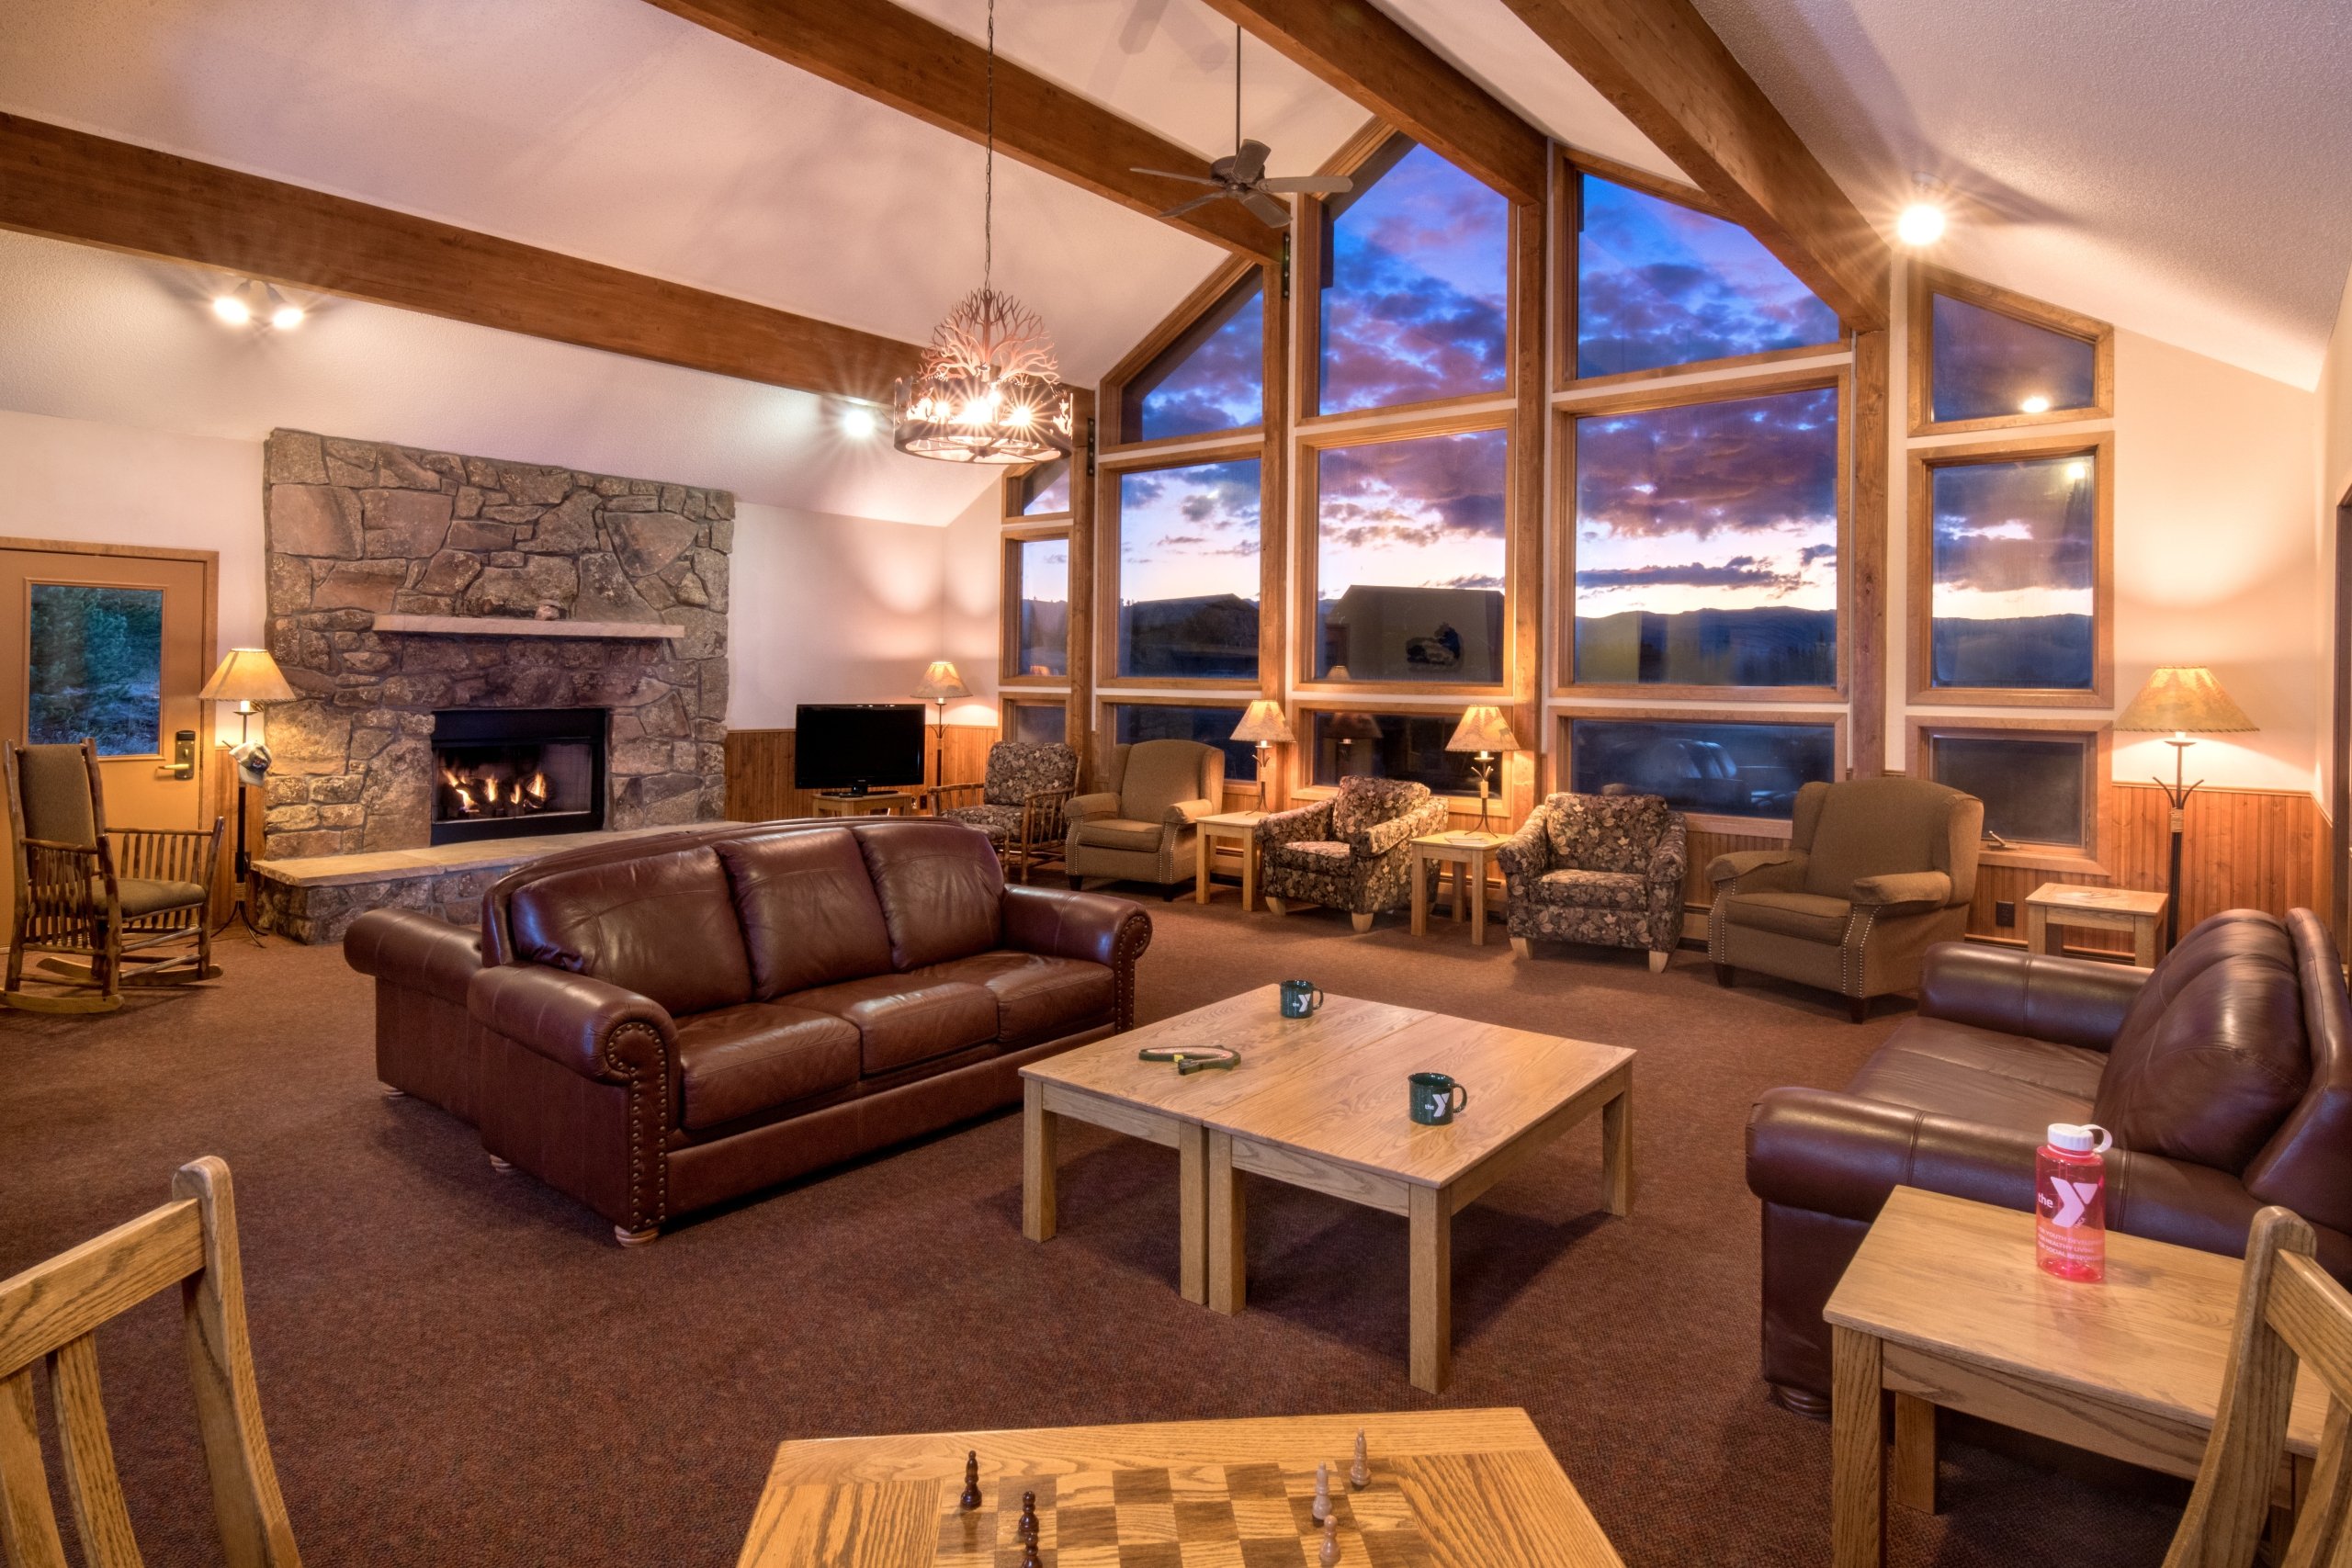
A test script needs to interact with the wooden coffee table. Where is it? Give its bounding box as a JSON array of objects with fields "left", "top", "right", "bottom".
[
  {"left": 1825, "top": 1185, "right": 2328, "bottom": 1568},
  {"left": 1022, "top": 987, "right": 1634, "bottom": 1392},
  {"left": 735, "top": 1407, "right": 1625, "bottom": 1567}
]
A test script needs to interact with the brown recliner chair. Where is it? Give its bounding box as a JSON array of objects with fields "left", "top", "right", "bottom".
[
  {"left": 1064, "top": 739, "right": 1225, "bottom": 899},
  {"left": 1707, "top": 777, "right": 1981, "bottom": 1021},
  {"left": 1746, "top": 908, "right": 2352, "bottom": 1414}
]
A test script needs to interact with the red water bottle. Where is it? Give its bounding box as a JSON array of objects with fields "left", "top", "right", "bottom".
[{"left": 2035, "top": 1122, "right": 2112, "bottom": 1282}]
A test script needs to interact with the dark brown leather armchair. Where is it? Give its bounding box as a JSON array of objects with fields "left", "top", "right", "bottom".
[{"left": 1746, "top": 908, "right": 2352, "bottom": 1413}]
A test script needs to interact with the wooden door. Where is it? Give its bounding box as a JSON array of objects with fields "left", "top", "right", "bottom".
[{"left": 0, "top": 539, "right": 218, "bottom": 931}]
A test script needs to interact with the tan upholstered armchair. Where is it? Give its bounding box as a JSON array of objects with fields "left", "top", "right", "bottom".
[
  {"left": 1257, "top": 776, "right": 1448, "bottom": 932},
  {"left": 1706, "top": 776, "right": 1982, "bottom": 1021},
  {"left": 1064, "top": 739, "right": 1226, "bottom": 899}
]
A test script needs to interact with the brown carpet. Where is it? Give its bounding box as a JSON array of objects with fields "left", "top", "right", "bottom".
[{"left": 2, "top": 897, "right": 2188, "bottom": 1566}]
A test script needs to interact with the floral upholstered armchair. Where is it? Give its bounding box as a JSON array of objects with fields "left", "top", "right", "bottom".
[
  {"left": 929, "top": 740, "right": 1078, "bottom": 883},
  {"left": 1498, "top": 792, "right": 1687, "bottom": 972},
  {"left": 1256, "top": 776, "right": 1449, "bottom": 933}
]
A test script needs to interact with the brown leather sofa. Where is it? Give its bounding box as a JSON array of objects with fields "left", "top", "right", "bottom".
[
  {"left": 1746, "top": 908, "right": 2352, "bottom": 1413},
  {"left": 346, "top": 818, "right": 1151, "bottom": 1244}
]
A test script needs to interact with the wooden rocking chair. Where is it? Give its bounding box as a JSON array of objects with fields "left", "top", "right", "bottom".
[{"left": 4, "top": 739, "right": 223, "bottom": 1014}]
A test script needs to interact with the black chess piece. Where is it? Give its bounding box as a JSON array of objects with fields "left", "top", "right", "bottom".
[
  {"left": 1018, "top": 1539, "right": 1043, "bottom": 1568},
  {"left": 1018, "top": 1490, "right": 1040, "bottom": 1546},
  {"left": 959, "top": 1450, "right": 981, "bottom": 1511}
]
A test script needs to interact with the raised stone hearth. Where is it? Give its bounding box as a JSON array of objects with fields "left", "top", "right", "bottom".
[{"left": 260, "top": 429, "right": 732, "bottom": 874}]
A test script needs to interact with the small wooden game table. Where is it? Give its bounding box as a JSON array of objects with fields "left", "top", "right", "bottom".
[{"left": 734, "top": 1407, "right": 1625, "bottom": 1567}]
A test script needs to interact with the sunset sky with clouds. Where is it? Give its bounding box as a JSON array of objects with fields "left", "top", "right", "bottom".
[
  {"left": 1930, "top": 456, "right": 2096, "bottom": 621},
  {"left": 1139, "top": 280, "right": 1263, "bottom": 441},
  {"left": 1118, "top": 459, "right": 1261, "bottom": 605}
]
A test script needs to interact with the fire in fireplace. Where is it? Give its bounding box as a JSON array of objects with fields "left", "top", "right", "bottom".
[{"left": 429, "top": 708, "right": 607, "bottom": 845}]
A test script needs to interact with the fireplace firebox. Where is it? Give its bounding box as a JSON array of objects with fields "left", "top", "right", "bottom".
[{"left": 430, "top": 707, "right": 607, "bottom": 845}]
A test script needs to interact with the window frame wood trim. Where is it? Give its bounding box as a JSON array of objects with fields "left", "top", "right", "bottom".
[
  {"left": 1100, "top": 256, "right": 1270, "bottom": 459},
  {"left": 1094, "top": 437, "right": 1272, "bottom": 694},
  {"left": 1001, "top": 694, "right": 1072, "bottom": 749},
  {"left": 1906, "top": 713, "right": 2113, "bottom": 876},
  {"left": 1552, "top": 363, "right": 1852, "bottom": 704},
  {"left": 1290, "top": 694, "right": 1534, "bottom": 808},
  {"left": 999, "top": 521, "right": 1074, "bottom": 688},
  {"left": 1002, "top": 457, "right": 1074, "bottom": 523},
  {"left": 1906, "top": 429, "right": 2116, "bottom": 710},
  {"left": 1548, "top": 703, "right": 1849, "bottom": 838},
  {"left": 1906, "top": 263, "right": 2115, "bottom": 438}
]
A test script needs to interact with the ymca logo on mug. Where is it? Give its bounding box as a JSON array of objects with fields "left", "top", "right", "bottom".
[
  {"left": 1279, "top": 980, "right": 1325, "bottom": 1019},
  {"left": 1409, "top": 1071, "right": 1469, "bottom": 1125}
]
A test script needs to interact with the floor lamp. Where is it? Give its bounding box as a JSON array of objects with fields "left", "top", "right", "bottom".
[
  {"left": 198, "top": 648, "right": 296, "bottom": 942},
  {"left": 911, "top": 660, "right": 971, "bottom": 800},
  {"left": 2115, "top": 666, "right": 2255, "bottom": 950}
]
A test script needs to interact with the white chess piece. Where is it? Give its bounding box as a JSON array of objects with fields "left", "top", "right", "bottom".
[
  {"left": 1349, "top": 1429, "right": 1369, "bottom": 1489},
  {"left": 1311, "top": 1461, "right": 1332, "bottom": 1523}
]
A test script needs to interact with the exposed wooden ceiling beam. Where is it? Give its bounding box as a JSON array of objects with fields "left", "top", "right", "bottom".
[
  {"left": 642, "top": 0, "right": 1282, "bottom": 261},
  {"left": 0, "top": 113, "right": 922, "bottom": 403},
  {"left": 1194, "top": 0, "right": 1548, "bottom": 208},
  {"left": 1497, "top": 0, "right": 1890, "bottom": 330}
]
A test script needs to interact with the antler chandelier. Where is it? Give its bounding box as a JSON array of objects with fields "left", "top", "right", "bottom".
[{"left": 893, "top": 0, "right": 1073, "bottom": 464}]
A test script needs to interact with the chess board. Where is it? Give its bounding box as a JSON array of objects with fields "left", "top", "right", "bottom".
[{"left": 933, "top": 1460, "right": 1436, "bottom": 1568}]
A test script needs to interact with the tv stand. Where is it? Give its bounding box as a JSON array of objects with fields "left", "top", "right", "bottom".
[{"left": 808, "top": 788, "right": 921, "bottom": 819}]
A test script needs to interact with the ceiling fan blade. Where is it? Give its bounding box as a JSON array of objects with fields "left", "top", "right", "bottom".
[
  {"left": 1159, "top": 191, "right": 1233, "bottom": 220},
  {"left": 1258, "top": 175, "right": 1353, "bottom": 196},
  {"left": 1228, "top": 139, "right": 1270, "bottom": 186},
  {"left": 1131, "top": 167, "right": 1221, "bottom": 186},
  {"left": 1242, "top": 189, "right": 1292, "bottom": 227},
  {"left": 1116, "top": 0, "right": 1170, "bottom": 55}
]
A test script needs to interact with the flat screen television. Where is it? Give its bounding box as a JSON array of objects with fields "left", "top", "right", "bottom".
[{"left": 793, "top": 704, "right": 926, "bottom": 794}]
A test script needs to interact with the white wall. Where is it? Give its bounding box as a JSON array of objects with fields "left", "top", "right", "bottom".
[
  {"left": 2315, "top": 269, "right": 2352, "bottom": 819},
  {"left": 939, "top": 485, "right": 1009, "bottom": 729}
]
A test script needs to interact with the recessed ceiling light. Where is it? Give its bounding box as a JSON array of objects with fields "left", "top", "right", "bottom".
[
  {"left": 269, "top": 303, "right": 306, "bottom": 330},
  {"left": 840, "top": 405, "right": 879, "bottom": 439},
  {"left": 1895, "top": 201, "right": 1945, "bottom": 247},
  {"left": 2019, "top": 394, "right": 2051, "bottom": 414},
  {"left": 211, "top": 293, "right": 253, "bottom": 325}
]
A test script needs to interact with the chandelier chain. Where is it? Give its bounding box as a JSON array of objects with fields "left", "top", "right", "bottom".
[{"left": 984, "top": 0, "right": 995, "bottom": 292}]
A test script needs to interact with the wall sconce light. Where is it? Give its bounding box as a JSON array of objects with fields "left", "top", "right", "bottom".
[{"left": 210, "top": 279, "right": 306, "bottom": 330}]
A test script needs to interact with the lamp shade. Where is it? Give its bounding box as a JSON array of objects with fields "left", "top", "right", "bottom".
[
  {"left": 1230, "top": 700, "right": 1294, "bottom": 745},
  {"left": 1445, "top": 705, "right": 1521, "bottom": 754},
  {"left": 2115, "top": 667, "right": 2255, "bottom": 735},
  {"left": 911, "top": 660, "right": 971, "bottom": 702},
  {"left": 198, "top": 648, "right": 296, "bottom": 705}
]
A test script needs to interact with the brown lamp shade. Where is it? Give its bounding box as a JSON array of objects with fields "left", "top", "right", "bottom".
[
  {"left": 911, "top": 660, "right": 971, "bottom": 701},
  {"left": 198, "top": 648, "right": 296, "bottom": 705},
  {"left": 1445, "top": 705, "right": 1521, "bottom": 754},
  {"left": 2115, "top": 667, "right": 2255, "bottom": 735},
  {"left": 1230, "top": 700, "right": 1293, "bottom": 745}
]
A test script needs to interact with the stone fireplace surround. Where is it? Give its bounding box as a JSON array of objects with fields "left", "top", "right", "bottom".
[{"left": 258, "top": 429, "right": 731, "bottom": 870}]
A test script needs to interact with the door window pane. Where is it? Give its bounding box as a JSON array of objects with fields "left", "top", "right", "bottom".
[
  {"left": 1127, "top": 276, "right": 1263, "bottom": 443},
  {"left": 28, "top": 583, "right": 164, "bottom": 755},
  {"left": 1576, "top": 174, "right": 1839, "bottom": 378},
  {"left": 1018, "top": 459, "right": 1069, "bottom": 515},
  {"left": 1315, "top": 429, "right": 1507, "bottom": 683},
  {"left": 1928, "top": 454, "right": 2096, "bottom": 690},
  {"left": 1574, "top": 387, "right": 1839, "bottom": 686},
  {"left": 1116, "top": 459, "right": 1261, "bottom": 680},
  {"left": 1318, "top": 141, "right": 1509, "bottom": 414},
  {"left": 1925, "top": 733, "right": 2086, "bottom": 847},
  {"left": 1111, "top": 703, "right": 1254, "bottom": 782},
  {"left": 1012, "top": 536, "right": 1069, "bottom": 677},
  {"left": 1306, "top": 710, "right": 1461, "bottom": 794},
  {"left": 1567, "top": 717, "right": 1834, "bottom": 819},
  {"left": 1930, "top": 293, "right": 2098, "bottom": 423},
  {"left": 1006, "top": 702, "right": 1066, "bottom": 747}
]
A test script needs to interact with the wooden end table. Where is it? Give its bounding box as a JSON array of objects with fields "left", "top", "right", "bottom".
[
  {"left": 808, "top": 789, "right": 920, "bottom": 818},
  {"left": 1193, "top": 809, "right": 1268, "bottom": 909},
  {"left": 1825, "top": 1185, "right": 2325, "bottom": 1568},
  {"left": 2024, "top": 884, "right": 2168, "bottom": 967},
  {"left": 1409, "top": 831, "right": 1504, "bottom": 946}
]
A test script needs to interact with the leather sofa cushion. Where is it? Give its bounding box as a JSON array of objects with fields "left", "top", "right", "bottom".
[
  {"left": 715, "top": 829, "right": 893, "bottom": 999},
  {"left": 507, "top": 844, "right": 753, "bottom": 1017},
  {"left": 788, "top": 970, "right": 1001, "bottom": 1075},
  {"left": 1535, "top": 868, "right": 1645, "bottom": 910},
  {"left": 673, "top": 1003, "right": 860, "bottom": 1130},
  {"left": 2095, "top": 910, "right": 2311, "bottom": 1172},
  {"left": 1074, "top": 818, "right": 1166, "bottom": 852},
  {"left": 857, "top": 819, "right": 1005, "bottom": 971},
  {"left": 1722, "top": 890, "right": 1851, "bottom": 943},
  {"left": 932, "top": 952, "right": 1117, "bottom": 1047},
  {"left": 1849, "top": 1017, "right": 2104, "bottom": 1129}
]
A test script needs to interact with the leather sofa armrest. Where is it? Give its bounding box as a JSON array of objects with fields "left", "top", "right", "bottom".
[
  {"left": 1163, "top": 798, "right": 1218, "bottom": 827},
  {"left": 1916, "top": 942, "right": 2147, "bottom": 1050},
  {"left": 1746, "top": 1087, "right": 2041, "bottom": 1224},
  {"left": 1850, "top": 870, "right": 1951, "bottom": 913},
  {"left": 345, "top": 908, "right": 482, "bottom": 1008},
  {"left": 1067, "top": 791, "right": 1121, "bottom": 821},
  {"left": 468, "top": 964, "right": 676, "bottom": 1084},
  {"left": 1001, "top": 885, "right": 1154, "bottom": 1029},
  {"left": 1709, "top": 848, "right": 1805, "bottom": 892},
  {"left": 1496, "top": 812, "right": 1551, "bottom": 880}
]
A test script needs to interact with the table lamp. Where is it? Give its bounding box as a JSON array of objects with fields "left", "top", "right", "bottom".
[
  {"left": 2115, "top": 665, "right": 2255, "bottom": 949},
  {"left": 198, "top": 648, "right": 297, "bottom": 942},
  {"left": 911, "top": 660, "right": 972, "bottom": 795},
  {"left": 1229, "top": 700, "right": 1294, "bottom": 802},
  {"left": 1445, "top": 705, "right": 1521, "bottom": 838}
]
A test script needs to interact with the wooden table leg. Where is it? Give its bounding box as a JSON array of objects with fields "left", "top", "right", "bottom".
[
  {"left": 1451, "top": 861, "right": 1466, "bottom": 924},
  {"left": 1410, "top": 848, "right": 1430, "bottom": 937},
  {"left": 2133, "top": 916, "right": 2159, "bottom": 969},
  {"left": 2025, "top": 905, "right": 2052, "bottom": 956},
  {"left": 1177, "top": 1122, "right": 1208, "bottom": 1304},
  {"left": 1408, "top": 1183, "right": 1452, "bottom": 1393},
  {"left": 1893, "top": 1393, "right": 1938, "bottom": 1515},
  {"left": 1022, "top": 1079, "right": 1057, "bottom": 1243},
  {"left": 1469, "top": 850, "right": 1487, "bottom": 947},
  {"left": 1830, "top": 1325, "right": 1887, "bottom": 1568},
  {"left": 1600, "top": 1081, "right": 1634, "bottom": 1217},
  {"left": 1207, "top": 1131, "right": 1246, "bottom": 1314},
  {"left": 1195, "top": 827, "right": 1212, "bottom": 904},
  {"left": 1240, "top": 838, "right": 1259, "bottom": 913}
]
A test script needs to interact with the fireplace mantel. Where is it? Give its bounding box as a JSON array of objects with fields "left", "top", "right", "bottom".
[{"left": 371, "top": 614, "right": 685, "bottom": 639}]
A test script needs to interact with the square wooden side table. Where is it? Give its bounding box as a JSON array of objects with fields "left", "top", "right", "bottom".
[
  {"left": 1194, "top": 809, "right": 1267, "bottom": 909},
  {"left": 1409, "top": 831, "right": 1504, "bottom": 946},
  {"left": 2024, "top": 884, "right": 2168, "bottom": 967}
]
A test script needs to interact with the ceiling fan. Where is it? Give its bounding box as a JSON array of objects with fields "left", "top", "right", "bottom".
[{"left": 1131, "top": 27, "right": 1350, "bottom": 229}]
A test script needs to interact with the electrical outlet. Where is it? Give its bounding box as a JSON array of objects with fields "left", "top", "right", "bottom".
[{"left": 1995, "top": 899, "right": 2017, "bottom": 928}]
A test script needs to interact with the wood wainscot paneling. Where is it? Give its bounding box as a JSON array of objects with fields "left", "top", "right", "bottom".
[{"left": 724, "top": 725, "right": 999, "bottom": 824}]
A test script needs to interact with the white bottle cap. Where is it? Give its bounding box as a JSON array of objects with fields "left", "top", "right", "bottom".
[{"left": 2048, "top": 1122, "right": 2112, "bottom": 1154}]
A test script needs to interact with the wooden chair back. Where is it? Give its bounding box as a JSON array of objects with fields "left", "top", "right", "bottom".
[
  {"left": 2165, "top": 1205, "right": 2352, "bottom": 1568},
  {"left": 0, "top": 1156, "right": 300, "bottom": 1568}
]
